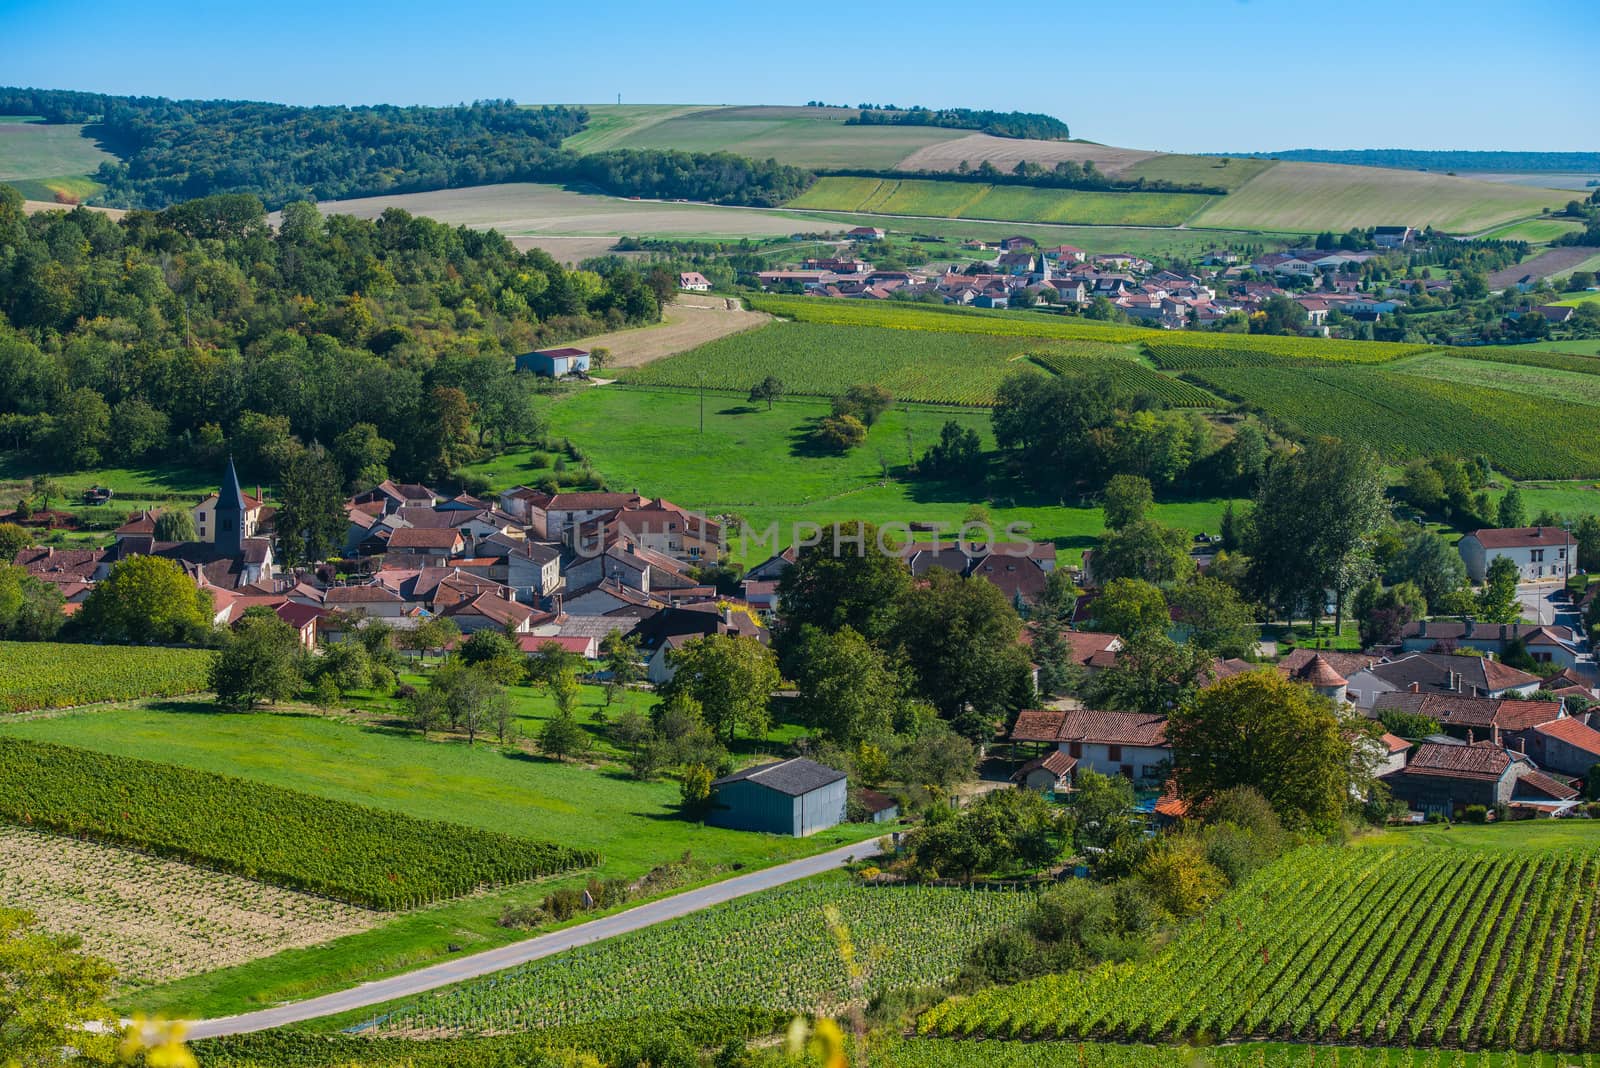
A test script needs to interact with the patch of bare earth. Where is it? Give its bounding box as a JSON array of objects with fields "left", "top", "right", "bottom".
[
  {"left": 895, "top": 134, "right": 1160, "bottom": 175},
  {"left": 0, "top": 825, "right": 377, "bottom": 986},
  {"left": 575, "top": 296, "right": 771, "bottom": 369},
  {"left": 1488, "top": 246, "right": 1600, "bottom": 288},
  {"left": 507, "top": 235, "right": 635, "bottom": 263},
  {"left": 22, "top": 199, "right": 125, "bottom": 219}
]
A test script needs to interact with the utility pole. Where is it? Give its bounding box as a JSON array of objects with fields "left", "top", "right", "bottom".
[{"left": 699, "top": 373, "right": 705, "bottom": 434}]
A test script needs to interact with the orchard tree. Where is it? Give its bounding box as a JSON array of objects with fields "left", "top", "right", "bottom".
[
  {"left": 209, "top": 608, "right": 305, "bottom": 711},
  {"left": 458, "top": 629, "right": 525, "bottom": 684}
]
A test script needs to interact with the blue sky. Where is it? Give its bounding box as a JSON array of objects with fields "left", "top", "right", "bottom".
[{"left": 1, "top": 0, "right": 1591, "bottom": 152}]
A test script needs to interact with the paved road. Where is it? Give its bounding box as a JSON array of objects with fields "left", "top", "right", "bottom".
[{"left": 186, "top": 838, "right": 882, "bottom": 1039}]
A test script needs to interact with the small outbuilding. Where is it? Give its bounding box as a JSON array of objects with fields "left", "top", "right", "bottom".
[
  {"left": 515, "top": 347, "right": 592, "bottom": 377},
  {"left": 856, "top": 788, "right": 901, "bottom": 824},
  {"left": 708, "top": 757, "right": 847, "bottom": 836},
  {"left": 1012, "top": 749, "right": 1077, "bottom": 793}
]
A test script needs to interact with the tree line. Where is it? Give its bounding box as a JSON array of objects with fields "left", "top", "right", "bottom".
[
  {"left": 0, "top": 87, "right": 812, "bottom": 209},
  {"left": 0, "top": 187, "right": 674, "bottom": 486},
  {"left": 820, "top": 159, "right": 1227, "bottom": 196},
  {"left": 844, "top": 106, "right": 1072, "bottom": 142}
]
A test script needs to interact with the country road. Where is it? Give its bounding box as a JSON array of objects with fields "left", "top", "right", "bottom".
[{"left": 186, "top": 838, "right": 883, "bottom": 1039}]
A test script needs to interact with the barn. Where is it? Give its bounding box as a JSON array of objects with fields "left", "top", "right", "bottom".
[
  {"left": 515, "top": 347, "right": 591, "bottom": 377},
  {"left": 708, "top": 758, "right": 847, "bottom": 837}
]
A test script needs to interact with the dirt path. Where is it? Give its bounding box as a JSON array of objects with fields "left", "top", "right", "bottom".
[{"left": 576, "top": 296, "right": 771, "bottom": 369}]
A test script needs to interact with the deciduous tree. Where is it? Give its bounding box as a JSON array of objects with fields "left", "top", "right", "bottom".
[{"left": 76, "top": 555, "right": 213, "bottom": 645}]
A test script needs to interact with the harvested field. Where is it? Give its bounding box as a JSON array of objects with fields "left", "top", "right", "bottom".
[
  {"left": 896, "top": 134, "right": 1158, "bottom": 175},
  {"left": 574, "top": 297, "right": 771, "bottom": 369},
  {"left": 0, "top": 825, "right": 375, "bottom": 987},
  {"left": 22, "top": 198, "right": 124, "bottom": 219},
  {"left": 1489, "top": 246, "right": 1600, "bottom": 288},
  {"left": 312, "top": 183, "right": 816, "bottom": 240},
  {"left": 1193, "top": 161, "right": 1569, "bottom": 233},
  {"left": 505, "top": 235, "right": 631, "bottom": 263},
  {"left": 789, "top": 177, "right": 1208, "bottom": 226}
]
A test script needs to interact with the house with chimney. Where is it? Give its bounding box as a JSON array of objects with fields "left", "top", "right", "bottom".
[
  {"left": 1398, "top": 620, "right": 1584, "bottom": 670},
  {"left": 1458, "top": 526, "right": 1578, "bottom": 583},
  {"left": 1381, "top": 741, "right": 1578, "bottom": 818},
  {"left": 1010, "top": 708, "right": 1170, "bottom": 784},
  {"left": 1341, "top": 652, "right": 1540, "bottom": 710}
]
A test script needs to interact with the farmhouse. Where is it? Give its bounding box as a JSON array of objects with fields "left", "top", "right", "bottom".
[
  {"left": 845, "top": 226, "right": 886, "bottom": 241},
  {"left": 1381, "top": 741, "right": 1577, "bottom": 818},
  {"left": 514, "top": 347, "right": 591, "bottom": 378},
  {"left": 1012, "top": 749, "right": 1077, "bottom": 793},
  {"left": 1372, "top": 226, "right": 1418, "bottom": 248},
  {"left": 707, "top": 758, "right": 847, "bottom": 837},
  {"left": 1457, "top": 526, "right": 1578, "bottom": 583},
  {"left": 678, "top": 271, "right": 712, "bottom": 291},
  {"left": 1010, "top": 708, "right": 1169, "bottom": 784}
]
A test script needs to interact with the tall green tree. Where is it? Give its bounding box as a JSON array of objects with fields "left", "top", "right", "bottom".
[
  {"left": 1496, "top": 484, "right": 1527, "bottom": 528},
  {"left": 660, "top": 634, "right": 780, "bottom": 745},
  {"left": 209, "top": 607, "right": 305, "bottom": 711},
  {"left": 748, "top": 375, "right": 785, "bottom": 411},
  {"left": 774, "top": 522, "right": 912, "bottom": 658},
  {"left": 1089, "top": 577, "right": 1169, "bottom": 640},
  {"left": 1168, "top": 575, "right": 1258, "bottom": 658},
  {"left": 791, "top": 624, "right": 902, "bottom": 746},
  {"left": 1476, "top": 555, "right": 1522, "bottom": 623},
  {"left": 1101, "top": 474, "right": 1153, "bottom": 530},
  {"left": 1167, "top": 670, "right": 1352, "bottom": 831},
  {"left": 275, "top": 445, "right": 347, "bottom": 566},
  {"left": 153, "top": 508, "right": 197, "bottom": 542},
  {"left": 889, "top": 568, "right": 1033, "bottom": 740},
  {"left": 0, "top": 562, "right": 63, "bottom": 641},
  {"left": 1094, "top": 519, "right": 1194, "bottom": 585},
  {"left": 1085, "top": 631, "right": 1213, "bottom": 716},
  {"left": 75, "top": 555, "right": 213, "bottom": 645},
  {"left": 0, "top": 908, "right": 119, "bottom": 1067}
]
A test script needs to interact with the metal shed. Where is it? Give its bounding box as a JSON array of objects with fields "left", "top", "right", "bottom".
[{"left": 708, "top": 758, "right": 847, "bottom": 837}]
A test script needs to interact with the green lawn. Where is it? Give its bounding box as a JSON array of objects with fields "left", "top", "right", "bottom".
[
  {"left": 469, "top": 385, "right": 1237, "bottom": 565},
  {"left": 1360, "top": 820, "right": 1600, "bottom": 851},
  {"left": 0, "top": 116, "right": 114, "bottom": 188},
  {"left": 0, "top": 700, "right": 878, "bottom": 1016}
]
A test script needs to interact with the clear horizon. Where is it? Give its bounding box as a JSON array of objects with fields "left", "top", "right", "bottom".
[{"left": 1, "top": 0, "right": 1592, "bottom": 154}]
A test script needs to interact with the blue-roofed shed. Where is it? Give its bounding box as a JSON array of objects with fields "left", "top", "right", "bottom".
[{"left": 708, "top": 758, "right": 847, "bottom": 837}]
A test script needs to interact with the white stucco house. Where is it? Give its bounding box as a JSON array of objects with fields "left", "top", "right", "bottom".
[{"left": 1458, "top": 526, "right": 1577, "bottom": 583}]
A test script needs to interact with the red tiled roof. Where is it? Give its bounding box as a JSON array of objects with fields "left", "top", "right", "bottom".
[
  {"left": 386, "top": 527, "right": 463, "bottom": 550},
  {"left": 1012, "top": 750, "right": 1077, "bottom": 783},
  {"left": 1467, "top": 526, "right": 1577, "bottom": 549},
  {"left": 1534, "top": 717, "right": 1600, "bottom": 758},
  {"left": 1403, "top": 742, "right": 1517, "bottom": 782},
  {"left": 1010, "top": 708, "right": 1068, "bottom": 743},
  {"left": 1154, "top": 780, "right": 1190, "bottom": 819},
  {"left": 1380, "top": 732, "right": 1412, "bottom": 754},
  {"left": 1518, "top": 769, "right": 1580, "bottom": 801},
  {"left": 1295, "top": 653, "right": 1347, "bottom": 687}
]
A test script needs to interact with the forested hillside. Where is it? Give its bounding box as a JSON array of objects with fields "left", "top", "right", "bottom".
[
  {"left": 0, "top": 186, "right": 671, "bottom": 482},
  {"left": 0, "top": 88, "right": 813, "bottom": 209}
]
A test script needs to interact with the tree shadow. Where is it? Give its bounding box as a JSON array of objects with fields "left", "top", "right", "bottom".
[
  {"left": 787, "top": 421, "right": 846, "bottom": 459},
  {"left": 716, "top": 405, "right": 761, "bottom": 416}
]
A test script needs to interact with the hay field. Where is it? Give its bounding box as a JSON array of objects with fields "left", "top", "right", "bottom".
[
  {"left": 559, "top": 104, "right": 713, "bottom": 153},
  {"left": 0, "top": 825, "right": 375, "bottom": 987},
  {"left": 575, "top": 296, "right": 771, "bottom": 369},
  {"left": 312, "top": 183, "right": 815, "bottom": 239},
  {"left": 0, "top": 117, "right": 113, "bottom": 182},
  {"left": 1193, "top": 161, "right": 1569, "bottom": 233},
  {"left": 588, "top": 105, "right": 967, "bottom": 169}
]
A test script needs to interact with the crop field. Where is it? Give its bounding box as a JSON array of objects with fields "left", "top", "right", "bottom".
[
  {"left": 1489, "top": 247, "right": 1600, "bottom": 288},
  {"left": 0, "top": 116, "right": 113, "bottom": 199},
  {"left": 880, "top": 1040, "right": 1600, "bottom": 1068},
  {"left": 0, "top": 737, "right": 595, "bottom": 909},
  {"left": 1393, "top": 353, "right": 1600, "bottom": 406},
  {"left": 748, "top": 296, "right": 1160, "bottom": 342},
  {"left": 373, "top": 880, "right": 1033, "bottom": 1035},
  {"left": 788, "top": 177, "right": 1211, "bottom": 227},
  {"left": 1189, "top": 363, "right": 1600, "bottom": 478},
  {"left": 1479, "top": 217, "right": 1588, "bottom": 243},
  {"left": 1029, "top": 352, "right": 1217, "bottom": 407},
  {"left": 1192, "top": 161, "right": 1569, "bottom": 233},
  {"left": 0, "top": 825, "right": 375, "bottom": 987},
  {"left": 576, "top": 105, "right": 969, "bottom": 169},
  {"left": 1143, "top": 333, "right": 1431, "bottom": 367},
  {"left": 896, "top": 134, "right": 1161, "bottom": 175},
  {"left": 620, "top": 321, "right": 1046, "bottom": 405},
  {"left": 921, "top": 844, "right": 1600, "bottom": 1051},
  {"left": 1118, "top": 154, "right": 1277, "bottom": 192},
  {"left": 0, "top": 641, "right": 213, "bottom": 712}
]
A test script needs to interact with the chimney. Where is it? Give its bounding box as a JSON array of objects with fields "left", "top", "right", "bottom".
[
  {"left": 1409, "top": 681, "right": 1420, "bottom": 693},
  {"left": 1492, "top": 724, "right": 1501, "bottom": 748},
  {"left": 1518, "top": 736, "right": 1526, "bottom": 754},
  {"left": 1465, "top": 619, "right": 1475, "bottom": 639},
  {"left": 1467, "top": 728, "right": 1475, "bottom": 745}
]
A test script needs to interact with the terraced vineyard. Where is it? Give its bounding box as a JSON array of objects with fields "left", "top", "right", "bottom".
[
  {"left": 1030, "top": 352, "right": 1217, "bottom": 407},
  {"left": 921, "top": 845, "right": 1600, "bottom": 1051},
  {"left": 1187, "top": 364, "right": 1600, "bottom": 478},
  {"left": 374, "top": 880, "right": 1032, "bottom": 1035},
  {"left": 0, "top": 738, "right": 596, "bottom": 909},
  {"left": 0, "top": 641, "right": 212, "bottom": 712}
]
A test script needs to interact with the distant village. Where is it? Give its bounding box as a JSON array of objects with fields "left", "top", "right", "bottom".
[{"left": 746, "top": 225, "right": 1576, "bottom": 334}]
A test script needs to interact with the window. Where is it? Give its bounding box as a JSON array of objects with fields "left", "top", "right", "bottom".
[
  {"left": 1107, "top": 744, "right": 1123, "bottom": 761},
  {"left": 1531, "top": 549, "right": 1545, "bottom": 562},
  {"left": 1068, "top": 742, "right": 1082, "bottom": 758},
  {"left": 1119, "top": 765, "right": 1134, "bottom": 779}
]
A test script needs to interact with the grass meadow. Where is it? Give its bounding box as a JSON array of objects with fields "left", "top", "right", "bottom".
[{"left": 0, "top": 116, "right": 113, "bottom": 201}]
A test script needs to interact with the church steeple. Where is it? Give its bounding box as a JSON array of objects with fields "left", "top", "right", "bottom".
[{"left": 216, "top": 456, "right": 245, "bottom": 556}]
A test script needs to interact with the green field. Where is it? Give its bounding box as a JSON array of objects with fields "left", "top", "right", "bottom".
[
  {"left": 789, "top": 177, "right": 1212, "bottom": 227},
  {"left": 0, "top": 737, "right": 592, "bottom": 909},
  {"left": 923, "top": 841, "right": 1600, "bottom": 1050},
  {"left": 0, "top": 642, "right": 213, "bottom": 712},
  {"left": 1479, "top": 217, "right": 1588, "bottom": 243},
  {"left": 468, "top": 385, "right": 1237, "bottom": 565},
  {"left": 0, "top": 116, "right": 113, "bottom": 201},
  {"left": 1192, "top": 161, "right": 1570, "bottom": 233},
  {"left": 621, "top": 321, "right": 1057, "bottom": 405},
  {"left": 570, "top": 105, "right": 969, "bottom": 169},
  {"left": 366, "top": 878, "right": 1031, "bottom": 1035},
  {"left": 0, "top": 700, "right": 877, "bottom": 1015},
  {"left": 1553, "top": 290, "right": 1600, "bottom": 308},
  {"left": 1119, "top": 153, "right": 1276, "bottom": 192},
  {"left": 1524, "top": 338, "right": 1600, "bottom": 355},
  {"left": 1392, "top": 353, "right": 1600, "bottom": 406},
  {"left": 1189, "top": 362, "right": 1600, "bottom": 478}
]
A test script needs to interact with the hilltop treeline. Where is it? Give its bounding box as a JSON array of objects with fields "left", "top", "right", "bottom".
[
  {"left": 0, "top": 87, "right": 812, "bottom": 209},
  {"left": 1228, "top": 148, "right": 1600, "bottom": 173},
  {"left": 823, "top": 158, "right": 1227, "bottom": 196},
  {"left": 845, "top": 105, "right": 1072, "bottom": 141},
  {"left": 0, "top": 186, "right": 674, "bottom": 482}
]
